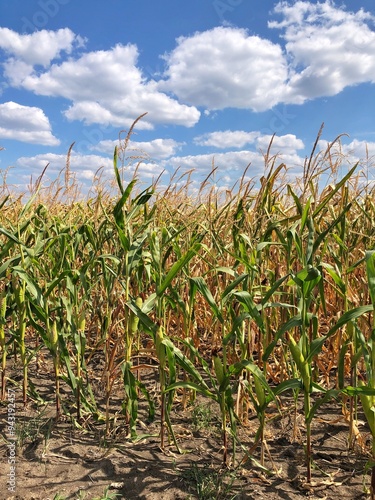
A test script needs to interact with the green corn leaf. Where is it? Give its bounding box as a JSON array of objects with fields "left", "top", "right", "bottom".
[
  {"left": 0, "top": 194, "right": 9, "bottom": 210},
  {"left": 287, "top": 185, "right": 303, "bottom": 216},
  {"left": 0, "top": 227, "right": 24, "bottom": 246},
  {"left": 221, "top": 273, "right": 248, "bottom": 302},
  {"left": 263, "top": 314, "right": 302, "bottom": 362},
  {"left": 116, "top": 225, "right": 130, "bottom": 252},
  {"left": 124, "top": 189, "right": 153, "bottom": 224},
  {"left": 164, "top": 381, "right": 216, "bottom": 400},
  {"left": 272, "top": 378, "right": 302, "bottom": 396},
  {"left": 307, "top": 305, "right": 373, "bottom": 362},
  {"left": 141, "top": 293, "right": 157, "bottom": 314},
  {"left": 346, "top": 383, "right": 375, "bottom": 436},
  {"left": 355, "top": 324, "right": 371, "bottom": 374},
  {"left": 256, "top": 241, "right": 284, "bottom": 252},
  {"left": 162, "top": 337, "right": 211, "bottom": 391},
  {"left": 113, "top": 178, "right": 137, "bottom": 229},
  {"left": 189, "top": 276, "right": 224, "bottom": 324},
  {"left": 232, "top": 359, "right": 273, "bottom": 397},
  {"left": 366, "top": 250, "right": 375, "bottom": 308},
  {"left": 0, "top": 256, "right": 22, "bottom": 278},
  {"left": 301, "top": 197, "right": 312, "bottom": 231},
  {"left": 113, "top": 146, "right": 123, "bottom": 194},
  {"left": 344, "top": 385, "right": 375, "bottom": 397},
  {"left": 12, "top": 266, "right": 44, "bottom": 307},
  {"left": 306, "top": 389, "right": 340, "bottom": 425},
  {"left": 122, "top": 362, "right": 139, "bottom": 439},
  {"left": 223, "top": 312, "right": 251, "bottom": 346},
  {"left": 260, "top": 273, "right": 290, "bottom": 306},
  {"left": 126, "top": 299, "right": 157, "bottom": 337},
  {"left": 312, "top": 202, "right": 353, "bottom": 257},
  {"left": 214, "top": 266, "right": 237, "bottom": 277},
  {"left": 321, "top": 262, "right": 346, "bottom": 294},
  {"left": 312, "top": 163, "right": 358, "bottom": 218},
  {"left": 253, "top": 373, "right": 266, "bottom": 407},
  {"left": 157, "top": 242, "right": 202, "bottom": 297},
  {"left": 287, "top": 226, "right": 304, "bottom": 263}
]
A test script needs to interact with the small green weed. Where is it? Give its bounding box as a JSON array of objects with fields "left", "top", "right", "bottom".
[
  {"left": 191, "top": 402, "right": 219, "bottom": 433},
  {"left": 53, "top": 486, "right": 120, "bottom": 500},
  {"left": 15, "top": 410, "right": 52, "bottom": 449},
  {"left": 181, "top": 462, "right": 240, "bottom": 500},
  {"left": 92, "top": 485, "right": 121, "bottom": 500}
]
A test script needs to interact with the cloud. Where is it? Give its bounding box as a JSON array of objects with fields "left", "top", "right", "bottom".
[
  {"left": 159, "top": 26, "right": 288, "bottom": 111},
  {"left": 270, "top": 1, "right": 375, "bottom": 102},
  {"left": 342, "top": 139, "right": 375, "bottom": 160},
  {"left": 161, "top": 148, "right": 304, "bottom": 182},
  {"left": 159, "top": 3, "right": 375, "bottom": 111},
  {"left": 194, "top": 130, "right": 304, "bottom": 156},
  {"left": 318, "top": 138, "right": 375, "bottom": 164},
  {"left": 0, "top": 27, "right": 85, "bottom": 86},
  {"left": 14, "top": 151, "right": 166, "bottom": 188},
  {"left": 0, "top": 101, "right": 60, "bottom": 145},
  {"left": 3, "top": 3, "right": 375, "bottom": 134},
  {"left": 1, "top": 32, "right": 200, "bottom": 129},
  {"left": 194, "top": 130, "right": 260, "bottom": 149},
  {"left": 162, "top": 151, "right": 262, "bottom": 176},
  {"left": 10, "top": 137, "right": 307, "bottom": 194},
  {"left": 92, "top": 138, "right": 184, "bottom": 159},
  {"left": 158, "top": 130, "right": 307, "bottom": 189},
  {"left": 255, "top": 134, "right": 305, "bottom": 154},
  {"left": 15, "top": 152, "right": 112, "bottom": 175}
]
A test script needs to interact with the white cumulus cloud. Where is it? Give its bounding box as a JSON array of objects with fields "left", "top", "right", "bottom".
[
  {"left": 194, "top": 130, "right": 260, "bottom": 149},
  {"left": 159, "top": 3, "right": 375, "bottom": 111},
  {"left": 255, "top": 134, "right": 305, "bottom": 154},
  {"left": 270, "top": 1, "right": 375, "bottom": 103},
  {"left": 159, "top": 26, "right": 288, "bottom": 111},
  {"left": 0, "top": 101, "right": 60, "bottom": 145},
  {"left": 92, "top": 138, "right": 183, "bottom": 159},
  {"left": 1, "top": 34, "right": 200, "bottom": 129},
  {"left": 0, "top": 27, "right": 84, "bottom": 66}
]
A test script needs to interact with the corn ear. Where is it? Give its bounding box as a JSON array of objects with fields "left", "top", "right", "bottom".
[
  {"left": 50, "top": 320, "right": 58, "bottom": 353},
  {"left": 359, "top": 380, "right": 375, "bottom": 436},
  {"left": 0, "top": 291, "right": 6, "bottom": 347},
  {"left": 289, "top": 335, "right": 311, "bottom": 391},
  {"left": 254, "top": 374, "right": 265, "bottom": 407},
  {"left": 13, "top": 277, "right": 25, "bottom": 308},
  {"left": 213, "top": 354, "right": 225, "bottom": 386},
  {"left": 130, "top": 296, "right": 142, "bottom": 334},
  {"left": 0, "top": 291, "right": 6, "bottom": 320},
  {"left": 51, "top": 321, "right": 60, "bottom": 377},
  {"left": 78, "top": 311, "right": 86, "bottom": 333},
  {"left": 156, "top": 325, "right": 166, "bottom": 368}
]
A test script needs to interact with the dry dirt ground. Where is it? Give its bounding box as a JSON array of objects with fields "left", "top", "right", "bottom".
[{"left": 0, "top": 358, "right": 373, "bottom": 500}]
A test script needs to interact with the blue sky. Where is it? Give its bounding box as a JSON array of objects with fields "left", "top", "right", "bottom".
[{"left": 1, "top": 0, "right": 375, "bottom": 195}]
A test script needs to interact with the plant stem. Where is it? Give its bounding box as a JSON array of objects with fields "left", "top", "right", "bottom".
[{"left": 305, "top": 389, "right": 312, "bottom": 483}]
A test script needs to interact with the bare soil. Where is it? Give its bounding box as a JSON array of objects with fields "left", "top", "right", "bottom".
[{"left": 0, "top": 356, "right": 372, "bottom": 500}]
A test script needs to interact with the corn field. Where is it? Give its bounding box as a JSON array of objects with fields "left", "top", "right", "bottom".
[{"left": 2, "top": 125, "right": 375, "bottom": 497}]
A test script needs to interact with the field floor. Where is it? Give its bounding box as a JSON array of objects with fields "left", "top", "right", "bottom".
[{"left": 0, "top": 356, "right": 372, "bottom": 500}]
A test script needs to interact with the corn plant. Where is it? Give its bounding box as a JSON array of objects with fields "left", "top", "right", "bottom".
[
  {"left": 349, "top": 250, "right": 375, "bottom": 498},
  {"left": 3, "top": 127, "right": 375, "bottom": 490},
  {"left": 0, "top": 289, "right": 7, "bottom": 399},
  {"left": 111, "top": 152, "right": 155, "bottom": 435}
]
